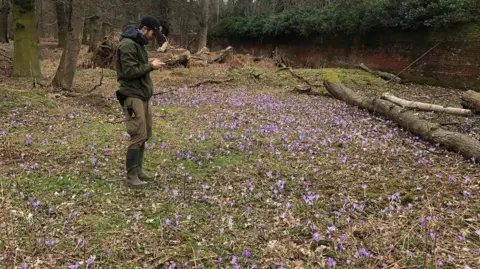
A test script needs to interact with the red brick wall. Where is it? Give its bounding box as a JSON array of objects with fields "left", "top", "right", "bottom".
[{"left": 214, "top": 24, "right": 480, "bottom": 90}]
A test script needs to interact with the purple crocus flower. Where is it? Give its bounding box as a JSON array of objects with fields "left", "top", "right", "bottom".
[
  {"left": 243, "top": 249, "right": 251, "bottom": 258},
  {"left": 313, "top": 232, "right": 321, "bottom": 242},
  {"left": 327, "top": 257, "right": 336, "bottom": 267},
  {"left": 68, "top": 263, "right": 80, "bottom": 269}
]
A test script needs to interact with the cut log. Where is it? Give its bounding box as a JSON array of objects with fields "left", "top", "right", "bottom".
[
  {"left": 359, "top": 63, "right": 402, "bottom": 83},
  {"left": 461, "top": 90, "right": 480, "bottom": 114},
  {"left": 323, "top": 72, "right": 480, "bottom": 162},
  {"left": 381, "top": 92, "right": 472, "bottom": 117}
]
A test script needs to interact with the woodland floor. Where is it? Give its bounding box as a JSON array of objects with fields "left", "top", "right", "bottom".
[{"left": 0, "top": 43, "right": 479, "bottom": 269}]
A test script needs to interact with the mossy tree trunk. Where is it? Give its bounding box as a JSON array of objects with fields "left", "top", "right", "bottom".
[
  {"left": 12, "top": 0, "right": 42, "bottom": 79},
  {"left": 52, "top": 0, "right": 85, "bottom": 91},
  {"left": 0, "top": 0, "right": 9, "bottom": 43},
  {"left": 55, "top": 0, "right": 67, "bottom": 47}
]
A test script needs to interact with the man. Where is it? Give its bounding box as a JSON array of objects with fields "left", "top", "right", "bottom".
[{"left": 115, "top": 16, "right": 166, "bottom": 188}]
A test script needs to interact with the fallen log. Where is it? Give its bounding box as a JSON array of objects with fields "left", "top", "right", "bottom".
[
  {"left": 359, "top": 63, "right": 402, "bottom": 83},
  {"left": 461, "top": 90, "right": 480, "bottom": 114},
  {"left": 381, "top": 92, "right": 472, "bottom": 117},
  {"left": 323, "top": 72, "right": 480, "bottom": 162}
]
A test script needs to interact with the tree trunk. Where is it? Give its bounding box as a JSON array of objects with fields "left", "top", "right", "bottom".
[
  {"left": 8, "top": 5, "right": 13, "bottom": 41},
  {"left": 461, "top": 90, "right": 480, "bottom": 114},
  {"left": 323, "top": 73, "right": 480, "bottom": 162},
  {"left": 381, "top": 92, "right": 472, "bottom": 116},
  {"left": 82, "top": 18, "right": 89, "bottom": 45},
  {"left": 197, "top": 0, "right": 209, "bottom": 51},
  {"left": 36, "top": 0, "right": 44, "bottom": 38},
  {"left": 52, "top": 0, "right": 85, "bottom": 91},
  {"left": 55, "top": 0, "right": 68, "bottom": 47},
  {"left": 88, "top": 15, "right": 102, "bottom": 52},
  {"left": 0, "top": 0, "right": 9, "bottom": 43},
  {"left": 12, "top": 0, "right": 42, "bottom": 79}
]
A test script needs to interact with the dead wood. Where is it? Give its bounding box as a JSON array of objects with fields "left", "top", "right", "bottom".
[
  {"left": 323, "top": 73, "right": 480, "bottom": 162},
  {"left": 187, "top": 78, "right": 233, "bottom": 88},
  {"left": 461, "top": 90, "right": 480, "bottom": 114},
  {"left": 359, "top": 63, "right": 401, "bottom": 83},
  {"left": 381, "top": 92, "right": 472, "bottom": 117}
]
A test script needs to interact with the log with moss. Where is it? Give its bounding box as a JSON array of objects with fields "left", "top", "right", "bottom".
[{"left": 323, "top": 72, "right": 480, "bottom": 162}]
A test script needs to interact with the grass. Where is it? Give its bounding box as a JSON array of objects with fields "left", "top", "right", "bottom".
[{"left": 0, "top": 46, "right": 479, "bottom": 268}]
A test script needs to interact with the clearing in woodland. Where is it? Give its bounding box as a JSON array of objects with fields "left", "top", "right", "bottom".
[{"left": 0, "top": 43, "right": 479, "bottom": 268}]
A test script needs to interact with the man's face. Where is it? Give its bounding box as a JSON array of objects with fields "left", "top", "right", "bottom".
[
  {"left": 145, "top": 29, "right": 156, "bottom": 41},
  {"left": 140, "top": 26, "right": 156, "bottom": 41}
]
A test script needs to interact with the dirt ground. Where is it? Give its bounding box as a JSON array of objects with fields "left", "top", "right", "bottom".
[{"left": 0, "top": 43, "right": 479, "bottom": 268}]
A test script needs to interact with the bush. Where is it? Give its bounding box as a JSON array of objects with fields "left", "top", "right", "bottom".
[{"left": 211, "top": 0, "right": 480, "bottom": 41}]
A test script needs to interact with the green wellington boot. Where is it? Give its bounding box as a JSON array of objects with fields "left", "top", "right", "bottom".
[
  {"left": 125, "top": 148, "right": 148, "bottom": 188},
  {"left": 138, "top": 144, "right": 154, "bottom": 181}
]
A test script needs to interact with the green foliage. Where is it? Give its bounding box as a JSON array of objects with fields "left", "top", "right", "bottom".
[{"left": 212, "top": 0, "right": 480, "bottom": 41}]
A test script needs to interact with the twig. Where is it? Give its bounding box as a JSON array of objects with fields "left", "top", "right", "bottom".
[
  {"left": 0, "top": 51, "right": 13, "bottom": 64},
  {"left": 187, "top": 78, "right": 233, "bottom": 88},
  {"left": 387, "top": 40, "right": 444, "bottom": 84},
  {"left": 412, "top": 94, "right": 453, "bottom": 99},
  {"left": 88, "top": 68, "right": 104, "bottom": 93},
  {"left": 152, "top": 88, "right": 178, "bottom": 96},
  {"left": 277, "top": 67, "right": 323, "bottom": 87},
  {"left": 439, "top": 122, "right": 459, "bottom": 126}
]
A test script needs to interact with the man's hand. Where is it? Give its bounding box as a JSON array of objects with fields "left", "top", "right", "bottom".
[{"left": 151, "top": 59, "right": 166, "bottom": 70}]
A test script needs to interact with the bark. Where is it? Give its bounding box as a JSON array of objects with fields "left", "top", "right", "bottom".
[
  {"left": 359, "top": 63, "right": 402, "bottom": 83},
  {"left": 82, "top": 19, "right": 89, "bottom": 45},
  {"left": 52, "top": 0, "right": 85, "bottom": 91},
  {"left": 12, "top": 0, "right": 42, "bottom": 78},
  {"left": 8, "top": 5, "right": 13, "bottom": 40},
  {"left": 461, "top": 90, "right": 480, "bottom": 114},
  {"left": 197, "top": 0, "right": 209, "bottom": 51},
  {"left": 0, "top": 0, "right": 10, "bottom": 43},
  {"left": 323, "top": 73, "right": 480, "bottom": 162},
  {"left": 381, "top": 92, "right": 472, "bottom": 117},
  {"left": 87, "top": 1, "right": 102, "bottom": 53},
  {"left": 36, "top": 0, "right": 43, "bottom": 38},
  {"left": 55, "top": 0, "right": 68, "bottom": 48},
  {"left": 88, "top": 15, "right": 102, "bottom": 52}
]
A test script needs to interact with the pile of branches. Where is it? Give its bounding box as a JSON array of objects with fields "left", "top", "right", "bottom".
[{"left": 84, "top": 37, "right": 233, "bottom": 70}]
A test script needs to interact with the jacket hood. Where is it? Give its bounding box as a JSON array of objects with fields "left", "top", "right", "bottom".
[{"left": 121, "top": 25, "right": 149, "bottom": 45}]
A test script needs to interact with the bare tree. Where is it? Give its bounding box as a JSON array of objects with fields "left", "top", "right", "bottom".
[
  {"left": 87, "top": 2, "right": 102, "bottom": 52},
  {"left": 52, "top": 0, "right": 85, "bottom": 91},
  {"left": 197, "top": 0, "right": 209, "bottom": 51},
  {"left": 0, "top": 0, "right": 9, "bottom": 43},
  {"left": 55, "top": 0, "right": 68, "bottom": 47},
  {"left": 11, "top": 0, "right": 42, "bottom": 78}
]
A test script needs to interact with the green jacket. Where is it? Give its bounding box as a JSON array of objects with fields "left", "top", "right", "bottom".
[{"left": 116, "top": 25, "right": 155, "bottom": 102}]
